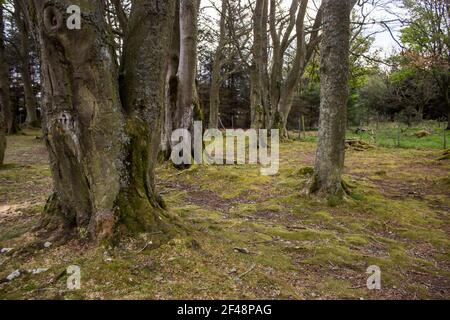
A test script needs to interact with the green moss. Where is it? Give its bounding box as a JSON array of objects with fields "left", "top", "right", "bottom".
[
  {"left": 327, "top": 195, "right": 343, "bottom": 207},
  {"left": 345, "top": 235, "right": 369, "bottom": 246},
  {"left": 311, "top": 211, "right": 334, "bottom": 221}
]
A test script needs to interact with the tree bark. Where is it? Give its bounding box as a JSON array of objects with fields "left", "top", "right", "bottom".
[
  {"left": 14, "top": 0, "right": 39, "bottom": 127},
  {"left": 0, "top": 90, "right": 5, "bottom": 165},
  {"left": 310, "top": 0, "right": 355, "bottom": 196},
  {"left": 208, "top": 0, "right": 227, "bottom": 129},
  {"left": 250, "top": 0, "right": 269, "bottom": 130},
  {"left": 33, "top": 0, "right": 177, "bottom": 242},
  {"left": 174, "top": 0, "right": 200, "bottom": 134},
  {"left": 161, "top": 1, "right": 180, "bottom": 157},
  {"left": 275, "top": 3, "right": 323, "bottom": 139},
  {"left": 0, "top": 6, "right": 13, "bottom": 134},
  {"left": 111, "top": 0, "right": 128, "bottom": 33}
]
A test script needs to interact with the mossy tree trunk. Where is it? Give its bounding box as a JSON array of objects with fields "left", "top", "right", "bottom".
[
  {"left": 32, "top": 0, "right": 176, "bottom": 242},
  {"left": 13, "top": 0, "right": 40, "bottom": 127},
  {"left": 310, "top": 0, "right": 356, "bottom": 196}
]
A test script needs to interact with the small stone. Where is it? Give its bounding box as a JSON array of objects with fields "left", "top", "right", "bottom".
[
  {"left": 29, "top": 268, "right": 49, "bottom": 275},
  {"left": 44, "top": 242, "right": 52, "bottom": 248},
  {"left": 234, "top": 247, "right": 250, "bottom": 255},
  {"left": 1, "top": 248, "right": 13, "bottom": 254},
  {"left": 7, "top": 270, "right": 21, "bottom": 281}
]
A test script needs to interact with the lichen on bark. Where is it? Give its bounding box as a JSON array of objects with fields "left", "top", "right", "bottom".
[
  {"left": 310, "top": 0, "right": 356, "bottom": 197},
  {"left": 32, "top": 0, "right": 179, "bottom": 243}
]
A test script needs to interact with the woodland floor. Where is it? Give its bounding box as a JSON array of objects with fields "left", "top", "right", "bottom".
[{"left": 0, "top": 129, "right": 449, "bottom": 300}]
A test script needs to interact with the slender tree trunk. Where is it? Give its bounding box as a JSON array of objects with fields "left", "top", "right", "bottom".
[
  {"left": 0, "top": 6, "right": 13, "bottom": 134},
  {"left": 209, "top": 0, "right": 227, "bottom": 129},
  {"left": 260, "top": 0, "right": 270, "bottom": 128},
  {"left": 33, "top": 0, "right": 177, "bottom": 242},
  {"left": 310, "top": 0, "right": 356, "bottom": 196},
  {"left": 250, "top": 0, "right": 268, "bottom": 130},
  {"left": 273, "top": 2, "right": 323, "bottom": 139},
  {"left": 14, "top": 0, "right": 39, "bottom": 127},
  {"left": 250, "top": 65, "right": 264, "bottom": 129},
  {"left": 0, "top": 94, "right": 5, "bottom": 165},
  {"left": 447, "top": 105, "right": 450, "bottom": 130},
  {"left": 162, "top": 2, "right": 180, "bottom": 158},
  {"left": 273, "top": 0, "right": 308, "bottom": 139},
  {"left": 174, "top": 0, "right": 199, "bottom": 134},
  {"left": 209, "top": 73, "right": 221, "bottom": 129},
  {"left": 444, "top": 88, "right": 450, "bottom": 130}
]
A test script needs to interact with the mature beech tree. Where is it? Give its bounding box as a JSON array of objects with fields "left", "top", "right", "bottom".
[
  {"left": 31, "top": 0, "right": 177, "bottom": 241},
  {"left": 310, "top": 0, "right": 357, "bottom": 196}
]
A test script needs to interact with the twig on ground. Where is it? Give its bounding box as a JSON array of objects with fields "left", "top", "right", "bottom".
[{"left": 238, "top": 264, "right": 256, "bottom": 279}]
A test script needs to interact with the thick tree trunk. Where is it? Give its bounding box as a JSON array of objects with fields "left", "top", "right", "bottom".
[
  {"left": 174, "top": 0, "right": 199, "bottom": 134},
  {"left": 209, "top": 0, "right": 227, "bottom": 130},
  {"left": 0, "top": 6, "right": 13, "bottom": 134},
  {"left": 310, "top": 0, "right": 355, "bottom": 196},
  {"left": 33, "top": 0, "right": 176, "bottom": 242},
  {"left": 14, "top": 0, "right": 39, "bottom": 127}
]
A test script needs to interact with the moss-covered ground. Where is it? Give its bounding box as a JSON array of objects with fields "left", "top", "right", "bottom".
[{"left": 0, "top": 129, "right": 449, "bottom": 299}]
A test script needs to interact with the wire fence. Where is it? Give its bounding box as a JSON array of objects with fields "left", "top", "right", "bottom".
[{"left": 296, "top": 120, "right": 449, "bottom": 150}]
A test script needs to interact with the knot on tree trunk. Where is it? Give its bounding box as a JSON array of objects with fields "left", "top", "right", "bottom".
[{"left": 43, "top": 5, "right": 64, "bottom": 34}]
